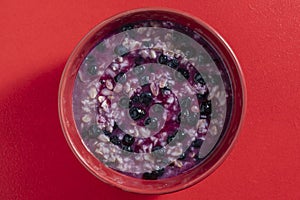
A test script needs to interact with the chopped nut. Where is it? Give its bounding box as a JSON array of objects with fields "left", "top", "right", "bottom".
[
  {"left": 174, "top": 160, "right": 183, "bottom": 168},
  {"left": 105, "top": 79, "right": 114, "bottom": 90},
  {"left": 88, "top": 87, "right": 97, "bottom": 99},
  {"left": 81, "top": 114, "right": 91, "bottom": 123},
  {"left": 98, "top": 96, "right": 105, "bottom": 103},
  {"left": 210, "top": 125, "right": 218, "bottom": 136},
  {"left": 150, "top": 82, "right": 159, "bottom": 96},
  {"left": 98, "top": 134, "right": 110, "bottom": 143}
]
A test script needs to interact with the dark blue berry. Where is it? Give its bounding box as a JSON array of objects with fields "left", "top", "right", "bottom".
[
  {"left": 103, "top": 130, "right": 111, "bottom": 136},
  {"left": 197, "top": 91, "right": 209, "bottom": 101},
  {"left": 122, "top": 134, "right": 135, "bottom": 146},
  {"left": 139, "top": 92, "right": 152, "bottom": 106},
  {"left": 88, "top": 125, "right": 102, "bottom": 138},
  {"left": 158, "top": 54, "right": 168, "bottom": 64},
  {"left": 194, "top": 72, "right": 206, "bottom": 85},
  {"left": 122, "top": 145, "right": 133, "bottom": 152},
  {"left": 129, "top": 107, "right": 146, "bottom": 120},
  {"left": 110, "top": 135, "right": 121, "bottom": 145},
  {"left": 114, "top": 45, "right": 128, "bottom": 56},
  {"left": 114, "top": 72, "right": 126, "bottom": 83},
  {"left": 178, "top": 153, "right": 186, "bottom": 160},
  {"left": 192, "top": 139, "right": 203, "bottom": 148},
  {"left": 121, "top": 24, "right": 134, "bottom": 32},
  {"left": 200, "top": 100, "right": 212, "bottom": 115},
  {"left": 131, "top": 95, "right": 139, "bottom": 103},
  {"left": 177, "top": 68, "right": 190, "bottom": 79},
  {"left": 142, "top": 168, "right": 164, "bottom": 180},
  {"left": 167, "top": 134, "right": 175, "bottom": 144},
  {"left": 134, "top": 56, "right": 144, "bottom": 65},
  {"left": 167, "top": 59, "right": 179, "bottom": 68}
]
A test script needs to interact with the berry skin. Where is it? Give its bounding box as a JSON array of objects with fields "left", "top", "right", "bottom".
[
  {"left": 158, "top": 54, "right": 168, "bottom": 64},
  {"left": 129, "top": 107, "right": 146, "bottom": 120},
  {"left": 177, "top": 68, "right": 190, "bottom": 79},
  {"left": 192, "top": 139, "right": 203, "bottom": 148},
  {"left": 122, "top": 134, "right": 135, "bottom": 146},
  {"left": 200, "top": 100, "right": 212, "bottom": 115},
  {"left": 139, "top": 92, "right": 152, "bottom": 106},
  {"left": 142, "top": 168, "right": 165, "bottom": 180},
  {"left": 110, "top": 135, "right": 121, "bottom": 145},
  {"left": 194, "top": 72, "right": 205, "bottom": 85}
]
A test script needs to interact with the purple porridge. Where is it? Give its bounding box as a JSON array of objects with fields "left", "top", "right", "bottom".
[{"left": 72, "top": 20, "right": 232, "bottom": 180}]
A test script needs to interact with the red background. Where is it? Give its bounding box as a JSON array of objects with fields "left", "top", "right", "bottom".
[{"left": 0, "top": 0, "right": 299, "bottom": 199}]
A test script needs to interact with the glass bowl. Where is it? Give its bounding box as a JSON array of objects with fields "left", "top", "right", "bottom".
[{"left": 58, "top": 8, "right": 246, "bottom": 194}]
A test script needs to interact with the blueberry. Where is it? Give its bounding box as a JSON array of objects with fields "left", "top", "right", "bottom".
[
  {"left": 122, "top": 134, "right": 135, "bottom": 146},
  {"left": 121, "top": 24, "right": 134, "bottom": 32},
  {"left": 194, "top": 72, "right": 206, "bottom": 85},
  {"left": 114, "top": 45, "right": 128, "bottom": 56},
  {"left": 103, "top": 130, "right": 111, "bottom": 136},
  {"left": 158, "top": 54, "right": 168, "bottom": 64},
  {"left": 144, "top": 117, "right": 158, "bottom": 130},
  {"left": 192, "top": 139, "right": 203, "bottom": 148},
  {"left": 134, "top": 56, "right": 144, "bottom": 65},
  {"left": 142, "top": 168, "right": 165, "bottom": 180},
  {"left": 167, "top": 134, "right": 175, "bottom": 144},
  {"left": 139, "top": 92, "right": 152, "bottom": 106},
  {"left": 167, "top": 59, "right": 179, "bottom": 68},
  {"left": 129, "top": 107, "right": 146, "bottom": 120},
  {"left": 177, "top": 68, "right": 190, "bottom": 79},
  {"left": 200, "top": 100, "right": 212, "bottom": 115},
  {"left": 197, "top": 91, "right": 209, "bottom": 101},
  {"left": 122, "top": 145, "right": 133, "bottom": 152},
  {"left": 114, "top": 72, "right": 126, "bottom": 83},
  {"left": 113, "top": 123, "right": 119, "bottom": 130},
  {"left": 131, "top": 95, "right": 140, "bottom": 103},
  {"left": 133, "top": 65, "right": 145, "bottom": 75},
  {"left": 88, "top": 125, "right": 102, "bottom": 138},
  {"left": 87, "top": 65, "right": 97, "bottom": 75},
  {"left": 178, "top": 153, "right": 186, "bottom": 160},
  {"left": 118, "top": 96, "right": 130, "bottom": 108},
  {"left": 110, "top": 135, "right": 121, "bottom": 145}
]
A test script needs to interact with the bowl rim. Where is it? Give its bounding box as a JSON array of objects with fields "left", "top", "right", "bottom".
[{"left": 58, "top": 7, "right": 247, "bottom": 194}]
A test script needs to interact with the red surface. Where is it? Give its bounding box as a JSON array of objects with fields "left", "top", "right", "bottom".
[{"left": 0, "top": 1, "right": 299, "bottom": 199}]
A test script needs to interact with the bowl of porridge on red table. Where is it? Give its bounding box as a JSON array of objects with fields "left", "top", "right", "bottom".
[{"left": 59, "top": 8, "right": 246, "bottom": 194}]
